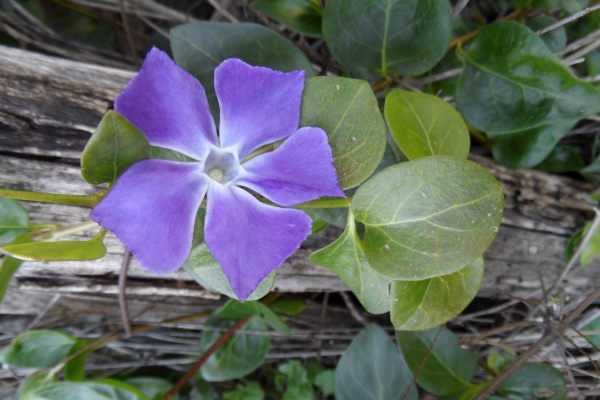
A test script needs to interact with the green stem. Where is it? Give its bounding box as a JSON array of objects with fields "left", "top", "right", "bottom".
[
  {"left": 37, "top": 221, "right": 100, "bottom": 241},
  {"left": 293, "top": 197, "right": 351, "bottom": 209},
  {"left": 0, "top": 189, "right": 104, "bottom": 207}
]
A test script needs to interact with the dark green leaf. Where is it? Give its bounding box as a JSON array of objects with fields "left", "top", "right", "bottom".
[
  {"left": 397, "top": 327, "right": 477, "bottom": 395},
  {"left": 1, "top": 229, "right": 107, "bottom": 262},
  {"left": 277, "top": 360, "right": 313, "bottom": 400},
  {"left": 125, "top": 377, "right": 178, "bottom": 400},
  {"left": 536, "top": 144, "right": 585, "bottom": 173},
  {"left": 527, "top": 16, "right": 566, "bottom": 53},
  {"left": 216, "top": 300, "right": 290, "bottom": 335},
  {"left": 336, "top": 324, "right": 417, "bottom": 400},
  {"left": 562, "top": 0, "right": 588, "bottom": 14},
  {"left": 314, "top": 369, "right": 335, "bottom": 397},
  {"left": 23, "top": 380, "right": 148, "bottom": 400},
  {"left": 310, "top": 211, "right": 391, "bottom": 314},
  {"left": 0, "top": 235, "right": 32, "bottom": 306},
  {"left": 352, "top": 156, "right": 503, "bottom": 280},
  {"left": 300, "top": 76, "right": 387, "bottom": 189},
  {"left": 513, "top": 0, "right": 560, "bottom": 9},
  {"left": 81, "top": 111, "right": 150, "bottom": 184},
  {"left": 490, "top": 124, "right": 572, "bottom": 169},
  {"left": 457, "top": 21, "right": 600, "bottom": 135},
  {"left": 184, "top": 243, "right": 275, "bottom": 301},
  {"left": 0, "top": 198, "right": 29, "bottom": 244},
  {"left": 582, "top": 315, "right": 600, "bottom": 349},
  {"left": 497, "top": 363, "right": 566, "bottom": 400},
  {"left": 223, "top": 381, "right": 265, "bottom": 400},
  {"left": 391, "top": 257, "right": 484, "bottom": 330},
  {"left": 150, "top": 146, "right": 194, "bottom": 162},
  {"left": 269, "top": 298, "right": 306, "bottom": 316},
  {"left": 171, "top": 22, "right": 314, "bottom": 121},
  {"left": 385, "top": 90, "right": 470, "bottom": 160},
  {"left": 322, "top": 0, "right": 452, "bottom": 78},
  {"left": 201, "top": 316, "right": 270, "bottom": 382},
  {"left": 1, "top": 330, "right": 78, "bottom": 369},
  {"left": 252, "top": 0, "right": 322, "bottom": 38}
]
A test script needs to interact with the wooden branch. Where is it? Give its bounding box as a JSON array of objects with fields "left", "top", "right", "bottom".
[{"left": 0, "top": 45, "right": 598, "bottom": 315}]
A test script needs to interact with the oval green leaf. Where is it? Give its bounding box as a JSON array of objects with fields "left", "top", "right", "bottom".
[
  {"left": 397, "top": 327, "right": 477, "bottom": 396},
  {"left": 300, "top": 76, "right": 387, "bottom": 189},
  {"left": 322, "top": 0, "right": 452, "bottom": 78},
  {"left": 385, "top": 90, "right": 470, "bottom": 160},
  {"left": 457, "top": 21, "right": 600, "bottom": 135},
  {"left": 0, "top": 198, "right": 29, "bottom": 244},
  {"left": 24, "top": 380, "right": 148, "bottom": 400},
  {"left": 497, "top": 363, "right": 566, "bottom": 400},
  {"left": 171, "top": 22, "right": 314, "bottom": 121},
  {"left": 1, "top": 329, "right": 79, "bottom": 369},
  {"left": 336, "top": 324, "right": 417, "bottom": 400},
  {"left": 1, "top": 229, "right": 107, "bottom": 262},
  {"left": 252, "top": 0, "right": 323, "bottom": 38},
  {"left": 310, "top": 211, "right": 390, "bottom": 314},
  {"left": 352, "top": 156, "right": 503, "bottom": 280},
  {"left": 183, "top": 243, "right": 275, "bottom": 301},
  {"left": 81, "top": 111, "right": 150, "bottom": 185},
  {"left": 201, "top": 315, "right": 270, "bottom": 382},
  {"left": 390, "top": 257, "right": 484, "bottom": 330}
]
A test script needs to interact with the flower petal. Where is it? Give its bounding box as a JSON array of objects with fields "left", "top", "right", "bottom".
[
  {"left": 204, "top": 184, "right": 312, "bottom": 300},
  {"left": 90, "top": 159, "right": 208, "bottom": 274},
  {"left": 236, "top": 127, "right": 345, "bottom": 206},
  {"left": 115, "top": 48, "right": 217, "bottom": 159},
  {"left": 215, "top": 58, "right": 305, "bottom": 159}
]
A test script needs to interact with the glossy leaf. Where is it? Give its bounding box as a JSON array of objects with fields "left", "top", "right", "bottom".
[
  {"left": 490, "top": 124, "right": 572, "bottom": 169},
  {"left": 252, "top": 0, "right": 322, "bottom": 38},
  {"left": 0, "top": 198, "right": 29, "bottom": 244},
  {"left": 64, "top": 340, "right": 89, "bottom": 382},
  {"left": 391, "top": 257, "right": 484, "bottom": 330},
  {"left": 216, "top": 300, "right": 290, "bottom": 335},
  {"left": 496, "top": 363, "right": 566, "bottom": 400},
  {"left": 457, "top": 21, "right": 600, "bottom": 135},
  {"left": 385, "top": 90, "right": 470, "bottom": 160},
  {"left": 81, "top": 111, "right": 151, "bottom": 185},
  {"left": 352, "top": 156, "right": 503, "bottom": 280},
  {"left": 1, "top": 229, "right": 107, "bottom": 262},
  {"left": 23, "top": 380, "right": 148, "bottom": 400},
  {"left": 200, "top": 316, "right": 270, "bottom": 382},
  {"left": 397, "top": 327, "right": 477, "bottom": 395},
  {"left": 300, "top": 76, "right": 387, "bottom": 189},
  {"left": 322, "top": 0, "right": 452, "bottom": 78},
  {"left": 527, "top": 16, "right": 566, "bottom": 53},
  {"left": 1, "top": 329, "right": 79, "bottom": 369},
  {"left": 336, "top": 324, "right": 417, "bottom": 400},
  {"left": 183, "top": 243, "right": 275, "bottom": 301},
  {"left": 310, "top": 211, "right": 390, "bottom": 314},
  {"left": 171, "top": 22, "right": 314, "bottom": 120}
]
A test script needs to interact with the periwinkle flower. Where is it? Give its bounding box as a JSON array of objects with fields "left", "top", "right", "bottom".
[{"left": 90, "top": 48, "right": 344, "bottom": 300}]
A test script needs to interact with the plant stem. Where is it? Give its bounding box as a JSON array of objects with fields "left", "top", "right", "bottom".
[
  {"left": 35, "top": 221, "right": 100, "bottom": 241},
  {"left": 0, "top": 188, "right": 104, "bottom": 208},
  {"left": 164, "top": 317, "right": 250, "bottom": 399}
]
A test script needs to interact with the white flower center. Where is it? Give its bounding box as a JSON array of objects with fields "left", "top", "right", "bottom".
[{"left": 203, "top": 146, "right": 240, "bottom": 184}]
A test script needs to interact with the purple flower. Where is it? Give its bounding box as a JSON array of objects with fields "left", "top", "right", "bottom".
[{"left": 90, "top": 48, "right": 344, "bottom": 300}]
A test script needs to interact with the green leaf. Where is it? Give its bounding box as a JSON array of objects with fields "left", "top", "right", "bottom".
[
  {"left": 310, "top": 211, "right": 391, "bottom": 314},
  {"left": 223, "top": 381, "right": 265, "bottom": 400},
  {"left": 183, "top": 243, "right": 275, "bottom": 301},
  {"left": 314, "top": 369, "right": 335, "bottom": 397},
  {"left": 81, "top": 111, "right": 151, "bottom": 185},
  {"left": 576, "top": 221, "right": 600, "bottom": 267},
  {"left": 200, "top": 316, "right": 270, "bottom": 382},
  {"left": 0, "top": 235, "right": 32, "bottom": 306},
  {"left": 252, "top": 0, "right": 322, "bottom": 38},
  {"left": 322, "top": 0, "right": 452, "bottom": 78},
  {"left": 397, "top": 327, "right": 477, "bottom": 396},
  {"left": 336, "top": 324, "right": 417, "bottom": 400},
  {"left": 457, "top": 21, "right": 600, "bottom": 135},
  {"left": 582, "top": 315, "right": 600, "bottom": 349},
  {"left": 562, "top": 0, "right": 588, "bottom": 14},
  {"left": 276, "top": 361, "right": 313, "bottom": 400},
  {"left": 64, "top": 340, "right": 89, "bottom": 382},
  {"left": 497, "top": 363, "right": 566, "bottom": 400},
  {"left": 527, "top": 16, "right": 567, "bottom": 53},
  {"left": 17, "top": 372, "right": 57, "bottom": 400},
  {"left": 171, "top": 22, "right": 314, "bottom": 121},
  {"left": 22, "top": 380, "right": 148, "bottom": 400},
  {"left": 490, "top": 124, "right": 572, "bottom": 169},
  {"left": 300, "top": 76, "right": 387, "bottom": 189},
  {"left": 536, "top": 144, "right": 585, "bottom": 173},
  {"left": 1, "top": 229, "right": 107, "bottom": 262},
  {"left": 1, "top": 329, "right": 79, "bottom": 369},
  {"left": 124, "top": 377, "right": 178, "bottom": 400},
  {"left": 391, "top": 257, "right": 484, "bottom": 330},
  {"left": 269, "top": 298, "right": 306, "bottom": 316},
  {"left": 216, "top": 300, "right": 290, "bottom": 335},
  {"left": 385, "top": 90, "right": 470, "bottom": 160},
  {"left": 352, "top": 156, "right": 503, "bottom": 280},
  {"left": 0, "top": 198, "right": 29, "bottom": 244}
]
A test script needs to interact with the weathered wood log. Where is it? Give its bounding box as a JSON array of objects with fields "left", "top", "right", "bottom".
[{"left": 0, "top": 45, "right": 598, "bottom": 316}]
